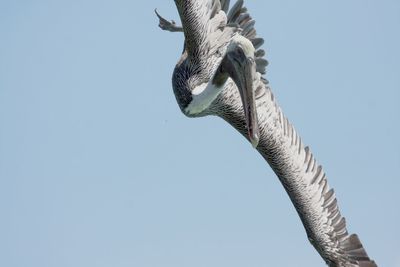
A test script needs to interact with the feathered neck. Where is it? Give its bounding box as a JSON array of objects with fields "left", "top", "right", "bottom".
[{"left": 174, "top": 0, "right": 211, "bottom": 55}]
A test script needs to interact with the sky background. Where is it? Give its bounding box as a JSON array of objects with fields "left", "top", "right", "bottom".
[{"left": 1, "top": 0, "right": 399, "bottom": 266}]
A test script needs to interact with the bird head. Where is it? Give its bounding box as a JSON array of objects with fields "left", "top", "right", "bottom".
[{"left": 157, "top": 1, "right": 260, "bottom": 147}]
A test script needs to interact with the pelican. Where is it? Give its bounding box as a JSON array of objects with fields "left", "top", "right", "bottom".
[{"left": 156, "top": 1, "right": 377, "bottom": 266}]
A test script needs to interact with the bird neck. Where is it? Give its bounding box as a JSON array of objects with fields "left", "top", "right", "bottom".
[{"left": 174, "top": 0, "right": 209, "bottom": 55}]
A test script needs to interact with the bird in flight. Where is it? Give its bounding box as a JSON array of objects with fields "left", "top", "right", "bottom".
[{"left": 156, "top": 1, "right": 377, "bottom": 266}]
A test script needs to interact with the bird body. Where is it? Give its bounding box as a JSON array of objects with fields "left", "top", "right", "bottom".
[{"left": 157, "top": 1, "right": 377, "bottom": 266}]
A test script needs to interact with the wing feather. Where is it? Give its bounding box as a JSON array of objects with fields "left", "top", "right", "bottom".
[{"left": 276, "top": 109, "right": 377, "bottom": 266}]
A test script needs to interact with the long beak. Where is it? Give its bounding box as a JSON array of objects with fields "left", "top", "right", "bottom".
[{"left": 223, "top": 49, "right": 260, "bottom": 148}]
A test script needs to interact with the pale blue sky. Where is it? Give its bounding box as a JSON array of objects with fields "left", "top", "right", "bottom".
[{"left": 0, "top": 1, "right": 399, "bottom": 266}]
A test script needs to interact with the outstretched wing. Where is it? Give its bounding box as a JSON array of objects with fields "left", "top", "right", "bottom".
[
  {"left": 166, "top": 1, "right": 377, "bottom": 266},
  {"left": 219, "top": 1, "right": 377, "bottom": 266},
  {"left": 272, "top": 111, "right": 378, "bottom": 267}
]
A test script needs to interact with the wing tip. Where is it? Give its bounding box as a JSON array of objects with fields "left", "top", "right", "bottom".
[{"left": 339, "top": 234, "right": 377, "bottom": 266}]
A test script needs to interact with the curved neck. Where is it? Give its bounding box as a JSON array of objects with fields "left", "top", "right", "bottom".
[{"left": 174, "top": 0, "right": 209, "bottom": 55}]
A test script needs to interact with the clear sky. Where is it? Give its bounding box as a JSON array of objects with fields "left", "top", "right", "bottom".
[{"left": 0, "top": 0, "right": 399, "bottom": 266}]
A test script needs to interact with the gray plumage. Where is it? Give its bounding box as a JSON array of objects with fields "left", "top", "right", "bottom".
[{"left": 157, "top": 1, "right": 377, "bottom": 266}]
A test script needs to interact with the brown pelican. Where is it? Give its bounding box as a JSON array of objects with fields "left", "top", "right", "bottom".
[{"left": 156, "top": 1, "right": 377, "bottom": 266}]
